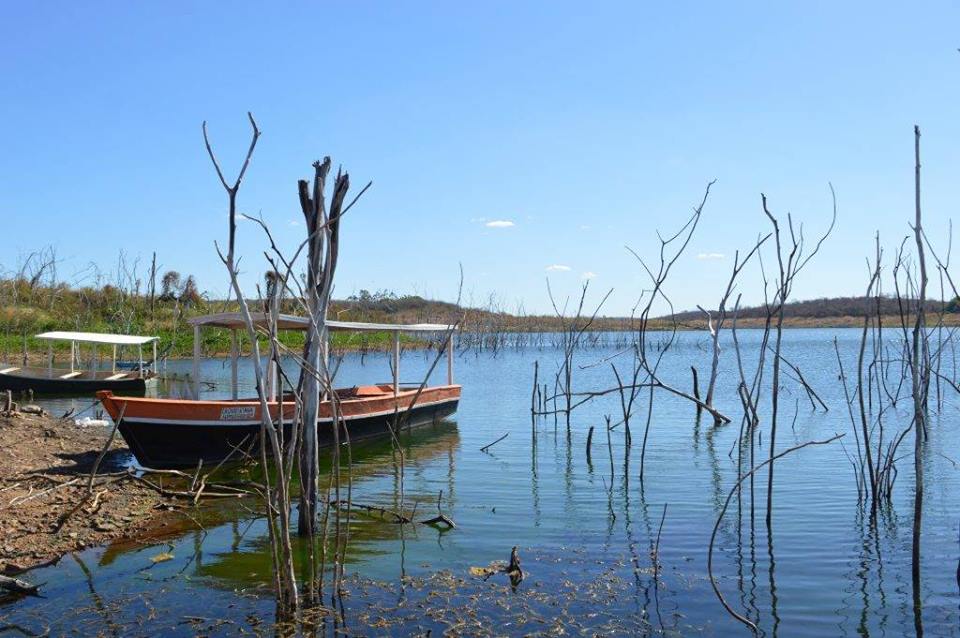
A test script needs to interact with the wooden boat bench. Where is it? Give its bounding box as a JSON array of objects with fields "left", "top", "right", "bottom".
[
  {"left": 105, "top": 373, "right": 129, "bottom": 381},
  {"left": 59, "top": 371, "right": 83, "bottom": 379},
  {"left": 0, "top": 367, "right": 20, "bottom": 374}
]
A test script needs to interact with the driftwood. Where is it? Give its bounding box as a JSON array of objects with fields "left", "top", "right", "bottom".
[
  {"left": 480, "top": 432, "right": 509, "bottom": 453},
  {"left": 88, "top": 402, "right": 126, "bottom": 491},
  {"left": 1, "top": 391, "right": 18, "bottom": 417},
  {"left": 418, "top": 490, "right": 456, "bottom": 529},
  {"left": 470, "top": 546, "right": 524, "bottom": 588},
  {"left": 330, "top": 490, "right": 457, "bottom": 529},
  {"left": 0, "top": 574, "right": 40, "bottom": 596},
  {"left": 329, "top": 499, "right": 410, "bottom": 524},
  {"left": 585, "top": 425, "right": 595, "bottom": 465}
]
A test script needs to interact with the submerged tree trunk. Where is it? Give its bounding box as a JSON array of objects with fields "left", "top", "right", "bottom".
[
  {"left": 298, "top": 159, "right": 349, "bottom": 538},
  {"left": 911, "top": 125, "right": 927, "bottom": 622}
]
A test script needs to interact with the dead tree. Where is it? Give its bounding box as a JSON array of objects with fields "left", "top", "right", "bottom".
[
  {"left": 148, "top": 252, "right": 157, "bottom": 319},
  {"left": 760, "top": 187, "right": 836, "bottom": 529},
  {"left": 696, "top": 234, "right": 769, "bottom": 414},
  {"left": 627, "top": 182, "right": 736, "bottom": 481},
  {"left": 543, "top": 280, "right": 613, "bottom": 436},
  {"left": 295, "top": 158, "right": 348, "bottom": 544},
  {"left": 204, "top": 113, "right": 299, "bottom": 615},
  {"left": 909, "top": 125, "right": 927, "bottom": 611}
]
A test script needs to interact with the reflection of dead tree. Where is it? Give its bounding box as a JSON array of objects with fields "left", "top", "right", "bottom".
[{"left": 709, "top": 434, "right": 843, "bottom": 634}]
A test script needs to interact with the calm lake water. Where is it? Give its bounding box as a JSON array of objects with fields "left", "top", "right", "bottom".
[{"left": 3, "top": 328, "right": 959, "bottom": 636}]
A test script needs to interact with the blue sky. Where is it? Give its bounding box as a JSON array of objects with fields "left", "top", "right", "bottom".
[{"left": 3, "top": 1, "right": 959, "bottom": 315}]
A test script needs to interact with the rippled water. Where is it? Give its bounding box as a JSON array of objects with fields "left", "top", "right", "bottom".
[{"left": 2, "top": 328, "right": 958, "bottom": 636}]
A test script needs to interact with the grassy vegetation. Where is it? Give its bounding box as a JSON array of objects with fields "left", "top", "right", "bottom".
[{"left": 0, "top": 279, "right": 437, "bottom": 363}]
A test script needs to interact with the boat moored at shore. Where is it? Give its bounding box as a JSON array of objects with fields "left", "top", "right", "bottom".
[
  {"left": 0, "top": 331, "right": 159, "bottom": 395},
  {"left": 98, "top": 313, "right": 460, "bottom": 468}
]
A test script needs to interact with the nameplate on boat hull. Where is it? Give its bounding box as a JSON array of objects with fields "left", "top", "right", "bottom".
[{"left": 220, "top": 406, "right": 256, "bottom": 421}]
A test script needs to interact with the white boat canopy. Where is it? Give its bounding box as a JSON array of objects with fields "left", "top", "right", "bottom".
[
  {"left": 35, "top": 331, "right": 159, "bottom": 345},
  {"left": 34, "top": 331, "right": 159, "bottom": 377},
  {"left": 187, "top": 312, "right": 454, "bottom": 333},
  {"left": 187, "top": 312, "right": 457, "bottom": 400}
]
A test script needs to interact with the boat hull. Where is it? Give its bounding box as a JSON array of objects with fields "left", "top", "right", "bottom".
[
  {"left": 0, "top": 369, "right": 150, "bottom": 395},
  {"left": 97, "top": 385, "right": 461, "bottom": 468}
]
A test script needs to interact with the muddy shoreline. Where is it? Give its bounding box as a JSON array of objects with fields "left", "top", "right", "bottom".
[{"left": 0, "top": 411, "right": 191, "bottom": 576}]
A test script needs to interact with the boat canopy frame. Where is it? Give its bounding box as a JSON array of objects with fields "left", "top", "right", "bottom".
[
  {"left": 34, "top": 331, "right": 159, "bottom": 378},
  {"left": 186, "top": 312, "right": 457, "bottom": 400}
]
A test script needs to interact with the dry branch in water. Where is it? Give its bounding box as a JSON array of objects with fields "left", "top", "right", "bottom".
[
  {"left": 480, "top": 432, "right": 509, "bottom": 452},
  {"left": 708, "top": 434, "right": 843, "bottom": 634}
]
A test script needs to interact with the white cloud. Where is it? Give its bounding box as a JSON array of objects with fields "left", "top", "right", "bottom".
[
  {"left": 485, "top": 220, "right": 515, "bottom": 228},
  {"left": 546, "top": 264, "right": 571, "bottom": 272},
  {"left": 697, "top": 252, "right": 725, "bottom": 260},
  {"left": 289, "top": 220, "right": 300, "bottom": 227},
  {"left": 581, "top": 271, "right": 597, "bottom": 280},
  {"left": 579, "top": 224, "right": 591, "bottom": 231}
]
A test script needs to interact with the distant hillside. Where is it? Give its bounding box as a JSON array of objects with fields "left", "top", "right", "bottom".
[
  {"left": 668, "top": 295, "right": 956, "bottom": 324},
  {"left": 340, "top": 291, "right": 960, "bottom": 326}
]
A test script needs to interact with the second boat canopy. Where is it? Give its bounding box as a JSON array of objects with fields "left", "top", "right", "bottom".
[{"left": 186, "top": 312, "right": 457, "bottom": 399}]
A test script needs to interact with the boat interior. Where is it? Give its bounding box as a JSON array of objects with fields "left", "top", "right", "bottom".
[
  {"left": 336, "top": 384, "right": 403, "bottom": 399},
  {"left": 220, "top": 385, "right": 428, "bottom": 405}
]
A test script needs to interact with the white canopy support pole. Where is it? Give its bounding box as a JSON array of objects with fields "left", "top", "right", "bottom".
[
  {"left": 266, "top": 331, "right": 276, "bottom": 402},
  {"left": 230, "top": 330, "right": 239, "bottom": 400},
  {"left": 447, "top": 333, "right": 453, "bottom": 385},
  {"left": 392, "top": 330, "right": 400, "bottom": 396},
  {"left": 272, "top": 360, "right": 278, "bottom": 401},
  {"left": 138, "top": 345, "right": 143, "bottom": 379},
  {"left": 152, "top": 340, "right": 157, "bottom": 375},
  {"left": 112, "top": 344, "right": 117, "bottom": 374},
  {"left": 70, "top": 341, "right": 75, "bottom": 373},
  {"left": 193, "top": 324, "right": 201, "bottom": 399},
  {"left": 47, "top": 342, "right": 52, "bottom": 377},
  {"left": 267, "top": 356, "right": 276, "bottom": 403},
  {"left": 320, "top": 330, "right": 329, "bottom": 401}
]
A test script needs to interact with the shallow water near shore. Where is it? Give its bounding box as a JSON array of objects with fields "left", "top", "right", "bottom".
[{"left": 3, "top": 328, "right": 959, "bottom": 636}]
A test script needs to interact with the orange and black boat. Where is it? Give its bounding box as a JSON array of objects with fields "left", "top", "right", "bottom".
[{"left": 98, "top": 313, "right": 460, "bottom": 468}]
